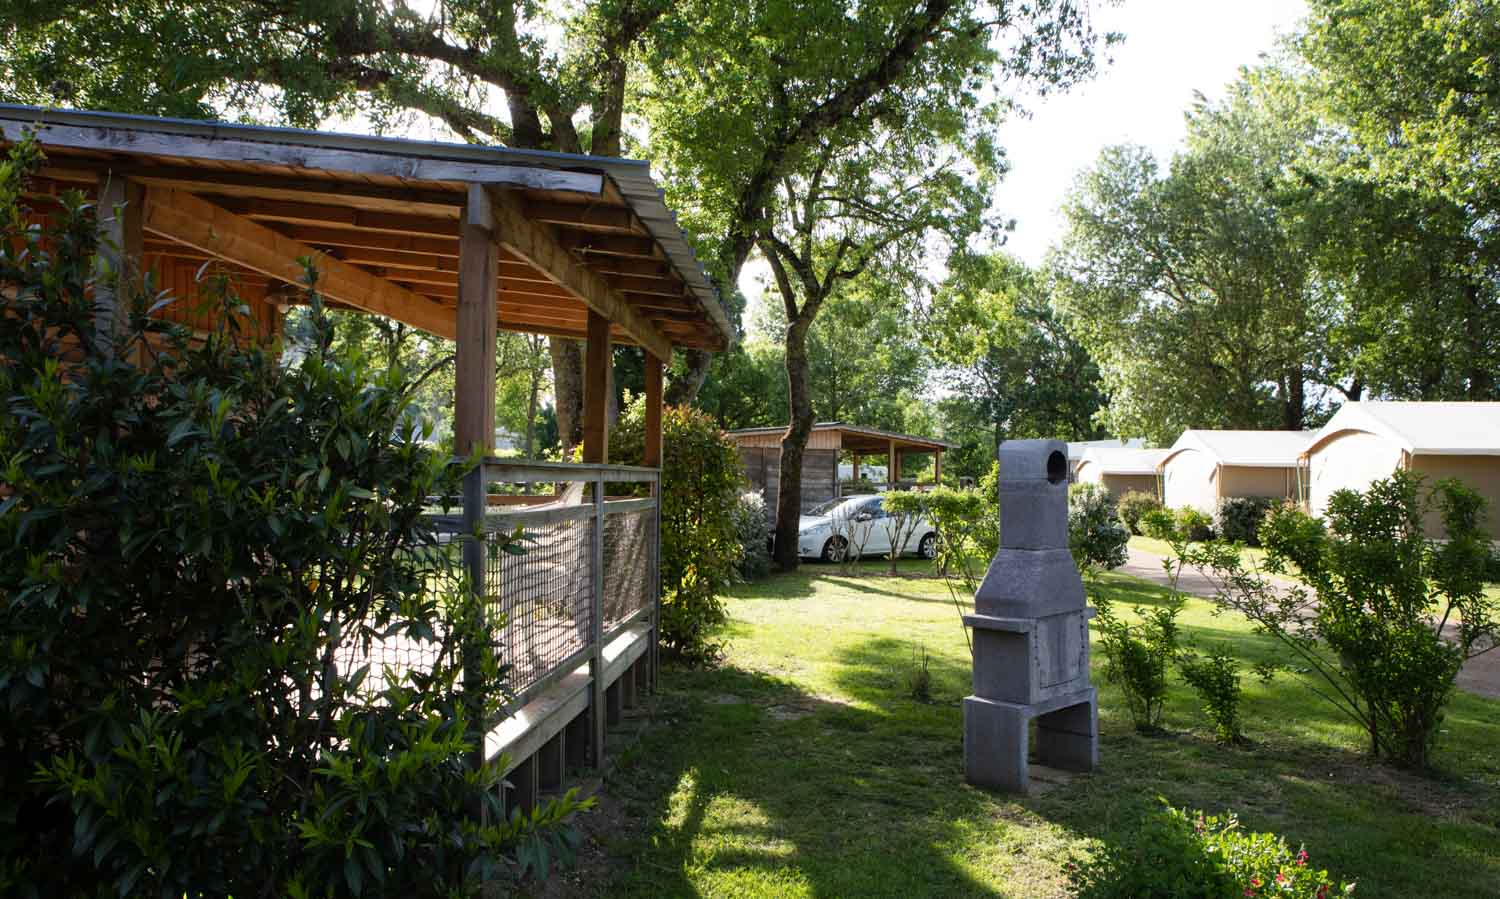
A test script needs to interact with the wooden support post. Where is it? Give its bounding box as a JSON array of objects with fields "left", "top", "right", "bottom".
[
  {"left": 538, "top": 733, "right": 565, "bottom": 791},
  {"left": 94, "top": 173, "right": 144, "bottom": 355},
  {"left": 644, "top": 352, "right": 664, "bottom": 469},
  {"left": 455, "top": 185, "right": 498, "bottom": 457},
  {"left": 456, "top": 185, "right": 497, "bottom": 821},
  {"left": 853, "top": 453, "right": 861, "bottom": 489},
  {"left": 621, "top": 659, "right": 638, "bottom": 710},
  {"left": 935, "top": 449, "right": 943, "bottom": 485},
  {"left": 606, "top": 680, "right": 623, "bottom": 726},
  {"left": 565, "top": 711, "right": 589, "bottom": 770},
  {"left": 582, "top": 310, "right": 612, "bottom": 464},
  {"left": 888, "top": 439, "right": 900, "bottom": 488},
  {"left": 507, "top": 755, "right": 539, "bottom": 815}
]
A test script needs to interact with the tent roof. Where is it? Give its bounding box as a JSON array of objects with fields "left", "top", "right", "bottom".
[
  {"left": 1077, "top": 447, "right": 1170, "bottom": 475},
  {"left": 1161, "top": 430, "right": 1312, "bottom": 468},
  {"left": 1303, "top": 401, "right": 1500, "bottom": 457}
]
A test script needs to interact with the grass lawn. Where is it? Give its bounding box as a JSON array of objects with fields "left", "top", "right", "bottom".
[{"left": 595, "top": 559, "right": 1500, "bottom": 898}]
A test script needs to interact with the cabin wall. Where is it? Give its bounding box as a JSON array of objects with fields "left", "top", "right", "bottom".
[
  {"left": 1409, "top": 454, "right": 1500, "bottom": 538},
  {"left": 1100, "top": 473, "right": 1159, "bottom": 499},
  {"left": 737, "top": 445, "right": 838, "bottom": 525},
  {"left": 1218, "top": 465, "right": 1298, "bottom": 504}
]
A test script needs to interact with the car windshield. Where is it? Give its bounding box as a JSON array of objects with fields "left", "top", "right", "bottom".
[{"left": 806, "top": 498, "right": 848, "bottom": 517}]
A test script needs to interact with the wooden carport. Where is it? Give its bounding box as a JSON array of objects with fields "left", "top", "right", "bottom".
[{"left": 1, "top": 103, "right": 733, "bottom": 813}]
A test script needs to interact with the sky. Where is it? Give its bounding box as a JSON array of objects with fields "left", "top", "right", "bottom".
[
  {"left": 738, "top": 0, "right": 1308, "bottom": 334},
  {"left": 991, "top": 0, "right": 1308, "bottom": 265}
]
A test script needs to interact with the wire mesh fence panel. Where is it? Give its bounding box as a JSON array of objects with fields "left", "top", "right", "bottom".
[
  {"left": 602, "top": 507, "right": 654, "bottom": 634},
  {"left": 333, "top": 541, "right": 462, "bottom": 697},
  {"left": 487, "top": 516, "right": 595, "bottom": 697}
]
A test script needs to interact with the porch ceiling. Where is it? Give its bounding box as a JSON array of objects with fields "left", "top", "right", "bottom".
[{"left": 1, "top": 104, "right": 731, "bottom": 355}]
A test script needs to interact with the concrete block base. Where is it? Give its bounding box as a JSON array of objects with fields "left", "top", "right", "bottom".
[{"left": 964, "top": 689, "right": 1097, "bottom": 794}]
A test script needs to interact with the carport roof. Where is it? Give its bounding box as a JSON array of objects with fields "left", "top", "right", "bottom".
[{"left": 725, "top": 423, "right": 956, "bottom": 454}]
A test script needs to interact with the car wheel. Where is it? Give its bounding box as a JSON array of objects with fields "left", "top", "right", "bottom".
[
  {"left": 918, "top": 532, "right": 937, "bottom": 560},
  {"left": 821, "top": 536, "right": 848, "bottom": 563}
]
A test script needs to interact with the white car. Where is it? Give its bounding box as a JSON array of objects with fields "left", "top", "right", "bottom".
[{"left": 796, "top": 494, "right": 938, "bottom": 562}]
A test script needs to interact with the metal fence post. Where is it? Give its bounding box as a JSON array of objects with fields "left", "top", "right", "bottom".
[{"left": 588, "top": 472, "right": 606, "bottom": 767}]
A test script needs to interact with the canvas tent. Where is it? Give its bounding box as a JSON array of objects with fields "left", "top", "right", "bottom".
[
  {"left": 726, "top": 423, "right": 955, "bottom": 523},
  {"left": 1302, "top": 401, "right": 1500, "bottom": 537},
  {"left": 1075, "top": 447, "right": 1168, "bottom": 499},
  {"left": 1066, "top": 437, "right": 1145, "bottom": 479},
  {"left": 1159, "top": 430, "right": 1310, "bottom": 513}
]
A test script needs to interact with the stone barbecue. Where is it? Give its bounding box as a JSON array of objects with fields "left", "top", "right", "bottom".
[{"left": 964, "top": 438, "right": 1098, "bottom": 793}]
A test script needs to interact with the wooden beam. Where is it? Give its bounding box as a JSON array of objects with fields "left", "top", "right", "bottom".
[
  {"left": 582, "top": 310, "right": 612, "bottom": 464},
  {"left": 272, "top": 224, "right": 458, "bottom": 257},
  {"left": 94, "top": 172, "right": 144, "bottom": 353},
  {"left": 556, "top": 232, "right": 660, "bottom": 259},
  {"left": 141, "top": 187, "right": 455, "bottom": 339},
  {"left": 214, "top": 197, "right": 456, "bottom": 234},
  {"left": 588, "top": 257, "right": 672, "bottom": 278},
  {"left": 4, "top": 117, "right": 605, "bottom": 193},
  {"left": 644, "top": 352, "right": 663, "bottom": 469},
  {"left": 455, "top": 185, "right": 499, "bottom": 456},
  {"left": 483, "top": 186, "right": 672, "bottom": 363},
  {"left": 525, "top": 201, "right": 640, "bottom": 233},
  {"left": 935, "top": 449, "right": 943, "bottom": 484}
]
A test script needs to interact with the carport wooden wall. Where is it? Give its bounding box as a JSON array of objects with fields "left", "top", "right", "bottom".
[{"left": 737, "top": 445, "right": 838, "bottom": 525}]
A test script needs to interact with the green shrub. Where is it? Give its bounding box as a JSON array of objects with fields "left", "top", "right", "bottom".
[
  {"left": 882, "top": 489, "right": 930, "bottom": 574},
  {"left": 1140, "top": 507, "right": 1180, "bottom": 541},
  {"left": 1178, "top": 646, "right": 1245, "bottom": 743},
  {"left": 1094, "top": 595, "right": 1183, "bottom": 733},
  {"left": 1117, "top": 490, "right": 1164, "bottom": 535},
  {"left": 1214, "top": 496, "right": 1275, "bottom": 546},
  {"left": 1065, "top": 800, "right": 1354, "bottom": 898},
  {"left": 731, "top": 490, "right": 773, "bottom": 581},
  {"left": 1069, "top": 482, "right": 1131, "bottom": 575},
  {"left": 1187, "top": 471, "right": 1496, "bottom": 768},
  {"left": 612, "top": 399, "right": 743, "bottom": 665},
  {"left": 1175, "top": 506, "right": 1215, "bottom": 541},
  {"left": 0, "top": 144, "right": 586, "bottom": 896}
]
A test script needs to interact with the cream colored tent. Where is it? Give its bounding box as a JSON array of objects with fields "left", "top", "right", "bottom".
[
  {"left": 1302, "top": 401, "right": 1500, "bottom": 537},
  {"left": 1066, "top": 437, "right": 1145, "bottom": 480},
  {"left": 1159, "top": 430, "right": 1311, "bottom": 513},
  {"left": 1075, "top": 447, "right": 1169, "bottom": 498}
]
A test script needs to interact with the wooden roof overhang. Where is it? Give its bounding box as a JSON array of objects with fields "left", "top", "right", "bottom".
[
  {"left": 0, "top": 104, "right": 732, "bottom": 359},
  {"left": 726, "top": 423, "right": 956, "bottom": 455}
]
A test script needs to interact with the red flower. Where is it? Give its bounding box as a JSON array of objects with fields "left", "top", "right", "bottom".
[{"left": 1276, "top": 873, "right": 1287, "bottom": 884}]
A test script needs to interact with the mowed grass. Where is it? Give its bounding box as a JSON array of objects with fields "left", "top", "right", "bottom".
[{"left": 595, "top": 559, "right": 1500, "bottom": 899}]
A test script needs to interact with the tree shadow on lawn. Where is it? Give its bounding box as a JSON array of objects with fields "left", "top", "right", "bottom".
[
  {"left": 598, "top": 664, "right": 1023, "bottom": 898},
  {"left": 823, "top": 632, "right": 1500, "bottom": 899}
]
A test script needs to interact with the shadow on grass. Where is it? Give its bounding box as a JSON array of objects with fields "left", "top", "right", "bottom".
[{"left": 601, "top": 664, "right": 1015, "bottom": 898}]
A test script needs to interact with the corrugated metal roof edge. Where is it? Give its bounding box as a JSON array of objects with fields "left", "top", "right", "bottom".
[{"left": 0, "top": 103, "right": 732, "bottom": 349}]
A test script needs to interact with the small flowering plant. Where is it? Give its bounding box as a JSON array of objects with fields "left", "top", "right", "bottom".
[{"left": 1065, "top": 799, "right": 1356, "bottom": 898}]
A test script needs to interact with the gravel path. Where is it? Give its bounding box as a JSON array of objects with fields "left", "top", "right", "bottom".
[{"left": 1117, "top": 546, "right": 1500, "bottom": 701}]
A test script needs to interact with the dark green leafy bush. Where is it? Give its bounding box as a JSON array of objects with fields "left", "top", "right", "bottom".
[
  {"left": 1178, "top": 646, "right": 1245, "bottom": 743},
  {"left": 1185, "top": 471, "right": 1496, "bottom": 768},
  {"left": 1117, "top": 489, "right": 1164, "bottom": 535},
  {"left": 1214, "top": 496, "right": 1275, "bottom": 546},
  {"left": 0, "top": 143, "right": 586, "bottom": 896},
  {"left": 1140, "top": 507, "right": 1180, "bottom": 540},
  {"left": 1069, "top": 482, "right": 1130, "bottom": 575},
  {"left": 1175, "top": 506, "right": 1215, "bottom": 541},
  {"left": 1094, "top": 594, "right": 1182, "bottom": 733},
  {"left": 1066, "top": 800, "right": 1354, "bottom": 898},
  {"left": 611, "top": 398, "right": 743, "bottom": 664},
  {"left": 731, "top": 490, "right": 773, "bottom": 581}
]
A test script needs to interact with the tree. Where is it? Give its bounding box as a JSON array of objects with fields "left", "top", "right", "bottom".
[
  {"left": 927, "top": 252, "right": 1106, "bottom": 475},
  {"left": 1054, "top": 69, "right": 1332, "bottom": 444},
  {"left": 1300, "top": 0, "right": 1500, "bottom": 398},
  {"left": 807, "top": 280, "right": 930, "bottom": 431},
  {"left": 0, "top": 0, "right": 707, "bottom": 443},
  {"left": 641, "top": 0, "right": 1111, "bottom": 570}
]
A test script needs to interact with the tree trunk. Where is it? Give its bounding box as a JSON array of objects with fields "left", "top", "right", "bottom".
[
  {"left": 550, "top": 337, "right": 584, "bottom": 455},
  {"left": 773, "top": 316, "right": 815, "bottom": 572},
  {"left": 666, "top": 348, "right": 714, "bottom": 406},
  {"left": 1282, "top": 367, "right": 1305, "bottom": 430}
]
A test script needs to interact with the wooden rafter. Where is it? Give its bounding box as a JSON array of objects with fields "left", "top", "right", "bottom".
[{"left": 141, "top": 186, "right": 455, "bottom": 339}]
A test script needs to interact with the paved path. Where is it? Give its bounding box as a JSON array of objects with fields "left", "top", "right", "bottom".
[{"left": 1118, "top": 547, "right": 1500, "bottom": 701}]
